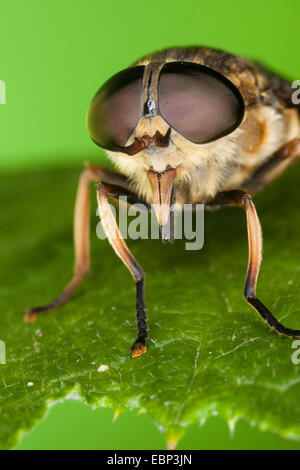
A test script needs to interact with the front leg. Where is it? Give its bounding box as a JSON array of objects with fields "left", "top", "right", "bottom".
[
  {"left": 97, "top": 182, "right": 148, "bottom": 357},
  {"left": 210, "top": 189, "right": 300, "bottom": 338}
]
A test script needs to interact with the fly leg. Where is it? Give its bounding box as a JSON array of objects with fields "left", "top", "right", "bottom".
[
  {"left": 97, "top": 182, "right": 149, "bottom": 357},
  {"left": 209, "top": 189, "right": 300, "bottom": 338},
  {"left": 25, "top": 164, "right": 132, "bottom": 322},
  {"left": 241, "top": 138, "right": 300, "bottom": 194}
]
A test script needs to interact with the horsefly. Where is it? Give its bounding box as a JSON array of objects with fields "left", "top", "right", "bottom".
[{"left": 26, "top": 46, "right": 300, "bottom": 357}]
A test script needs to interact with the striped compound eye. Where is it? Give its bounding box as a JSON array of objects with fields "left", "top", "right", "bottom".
[
  {"left": 157, "top": 61, "right": 244, "bottom": 144},
  {"left": 87, "top": 66, "right": 144, "bottom": 151}
]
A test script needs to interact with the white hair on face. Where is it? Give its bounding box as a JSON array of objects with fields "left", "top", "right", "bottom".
[{"left": 106, "top": 125, "right": 242, "bottom": 203}]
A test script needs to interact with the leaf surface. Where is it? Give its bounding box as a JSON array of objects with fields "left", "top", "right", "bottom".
[{"left": 1, "top": 165, "right": 300, "bottom": 449}]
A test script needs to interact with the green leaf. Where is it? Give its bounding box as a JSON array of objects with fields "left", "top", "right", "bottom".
[{"left": 1, "top": 164, "right": 300, "bottom": 450}]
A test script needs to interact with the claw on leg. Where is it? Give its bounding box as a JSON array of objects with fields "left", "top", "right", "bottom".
[
  {"left": 24, "top": 310, "right": 38, "bottom": 323},
  {"left": 131, "top": 338, "right": 147, "bottom": 358}
]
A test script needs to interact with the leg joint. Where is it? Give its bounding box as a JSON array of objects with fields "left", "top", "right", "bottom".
[{"left": 240, "top": 192, "right": 253, "bottom": 208}]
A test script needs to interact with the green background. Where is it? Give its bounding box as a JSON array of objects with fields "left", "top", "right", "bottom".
[{"left": 1, "top": 0, "right": 300, "bottom": 450}]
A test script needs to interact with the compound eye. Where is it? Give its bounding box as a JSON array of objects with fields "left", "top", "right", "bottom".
[
  {"left": 158, "top": 62, "right": 244, "bottom": 144},
  {"left": 87, "top": 66, "right": 144, "bottom": 150}
]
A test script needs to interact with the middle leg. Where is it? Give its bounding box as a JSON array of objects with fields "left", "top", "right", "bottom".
[{"left": 25, "top": 164, "right": 132, "bottom": 321}]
